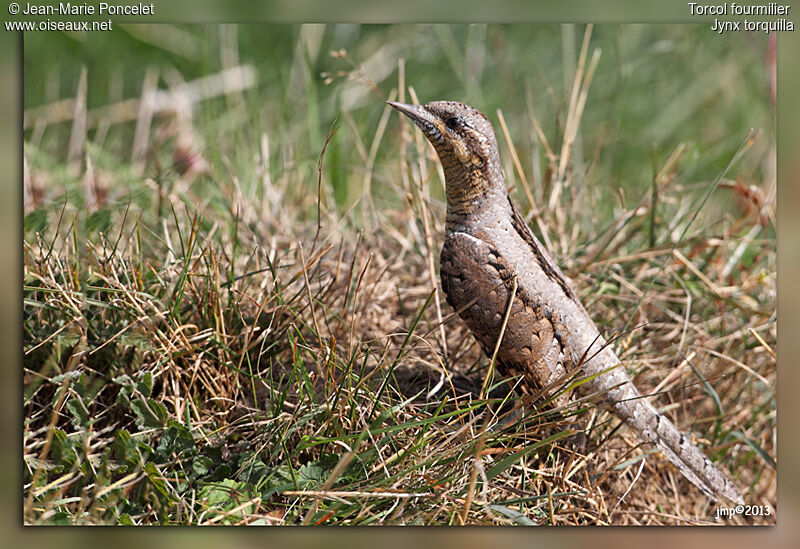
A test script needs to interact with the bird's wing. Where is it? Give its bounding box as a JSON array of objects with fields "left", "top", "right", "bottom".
[{"left": 440, "top": 231, "right": 568, "bottom": 397}]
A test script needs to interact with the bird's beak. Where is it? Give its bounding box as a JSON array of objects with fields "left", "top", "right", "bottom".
[
  {"left": 387, "top": 101, "right": 431, "bottom": 126},
  {"left": 387, "top": 101, "right": 444, "bottom": 145}
]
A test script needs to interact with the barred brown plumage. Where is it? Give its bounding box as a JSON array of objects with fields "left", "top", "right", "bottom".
[{"left": 389, "top": 99, "right": 744, "bottom": 505}]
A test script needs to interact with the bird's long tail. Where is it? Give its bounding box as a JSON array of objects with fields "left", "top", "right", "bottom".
[{"left": 611, "top": 394, "right": 744, "bottom": 504}]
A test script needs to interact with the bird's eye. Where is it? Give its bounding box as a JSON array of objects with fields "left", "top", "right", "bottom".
[{"left": 445, "top": 117, "right": 462, "bottom": 130}]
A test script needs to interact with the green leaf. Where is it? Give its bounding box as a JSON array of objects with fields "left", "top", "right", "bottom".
[
  {"left": 144, "top": 462, "right": 173, "bottom": 501},
  {"left": 261, "top": 465, "right": 296, "bottom": 498},
  {"left": 65, "top": 397, "right": 89, "bottom": 428},
  {"left": 156, "top": 421, "right": 196, "bottom": 459},
  {"left": 113, "top": 374, "right": 134, "bottom": 407},
  {"left": 192, "top": 456, "right": 214, "bottom": 477},
  {"left": 211, "top": 464, "right": 232, "bottom": 481},
  {"left": 199, "top": 478, "right": 248, "bottom": 507},
  {"left": 50, "top": 428, "right": 77, "bottom": 467},
  {"left": 49, "top": 511, "right": 72, "bottom": 525},
  {"left": 236, "top": 452, "right": 269, "bottom": 485},
  {"left": 298, "top": 461, "right": 327, "bottom": 489},
  {"left": 112, "top": 429, "right": 142, "bottom": 467},
  {"left": 130, "top": 398, "right": 168, "bottom": 428},
  {"left": 136, "top": 371, "right": 153, "bottom": 397}
]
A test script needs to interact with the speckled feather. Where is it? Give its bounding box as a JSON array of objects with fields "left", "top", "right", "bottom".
[{"left": 439, "top": 231, "right": 570, "bottom": 405}]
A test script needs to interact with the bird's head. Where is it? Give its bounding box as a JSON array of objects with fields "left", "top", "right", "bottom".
[{"left": 387, "top": 100, "right": 501, "bottom": 182}]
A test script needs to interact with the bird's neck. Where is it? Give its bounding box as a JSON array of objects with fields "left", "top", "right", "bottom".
[{"left": 441, "top": 152, "right": 510, "bottom": 233}]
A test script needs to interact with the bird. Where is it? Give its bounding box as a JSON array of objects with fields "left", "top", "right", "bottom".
[{"left": 388, "top": 99, "right": 744, "bottom": 505}]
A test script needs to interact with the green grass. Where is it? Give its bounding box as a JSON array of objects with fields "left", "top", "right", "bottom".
[{"left": 23, "top": 24, "right": 775, "bottom": 525}]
